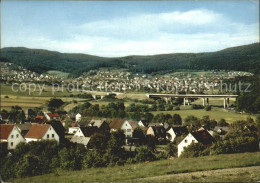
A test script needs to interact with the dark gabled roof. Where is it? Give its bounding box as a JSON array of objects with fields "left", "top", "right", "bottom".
[
  {"left": 16, "top": 123, "right": 32, "bottom": 136},
  {"left": 191, "top": 129, "right": 215, "bottom": 146},
  {"left": 89, "top": 119, "right": 107, "bottom": 128},
  {"left": 80, "top": 126, "right": 100, "bottom": 137},
  {"left": 0, "top": 124, "right": 14, "bottom": 139},
  {"left": 109, "top": 118, "right": 125, "bottom": 129},
  {"left": 150, "top": 126, "right": 166, "bottom": 138},
  {"left": 172, "top": 126, "right": 188, "bottom": 136},
  {"left": 78, "top": 121, "right": 90, "bottom": 127}
]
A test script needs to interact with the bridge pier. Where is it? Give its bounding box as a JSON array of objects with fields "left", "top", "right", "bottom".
[
  {"left": 183, "top": 98, "right": 186, "bottom": 106},
  {"left": 202, "top": 98, "right": 205, "bottom": 106},
  {"left": 224, "top": 98, "right": 230, "bottom": 108}
]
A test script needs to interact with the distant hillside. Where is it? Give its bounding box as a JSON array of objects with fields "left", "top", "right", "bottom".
[{"left": 1, "top": 43, "right": 259, "bottom": 77}]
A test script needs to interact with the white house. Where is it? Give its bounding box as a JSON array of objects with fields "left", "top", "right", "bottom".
[
  {"left": 166, "top": 126, "right": 188, "bottom": 142},
  {"left": 25, "top": 124, "right": 59, "bottom": 143},
  {"left": 109, "top": 119, "right": 133, "bottom": 137},
  {"left": 0, "top": 124, "right": 25, "bottom": 150},
  {"left": 68, "top": 127, "right": 80, "bottom": 134},
  {"left": 76, "top": 113, "right": 82, "bottom": 122},
  {"left": 178, "top": 129, "right": 214, "bottom": 157}
]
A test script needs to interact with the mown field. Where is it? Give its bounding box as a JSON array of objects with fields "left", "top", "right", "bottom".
[
  {"left": 152, "top": 107, "right": 255, "bottom": 123},
  {"left": 12, "top": 152, "right": 260, "bottom": 183}
]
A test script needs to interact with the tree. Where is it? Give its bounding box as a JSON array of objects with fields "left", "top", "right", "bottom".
[
  {"left": 133, "top": 127, "right": 146, "bottom": 144},
  {"left": 88, "top": 133, "right": 109, "bottom": 151},
  {"left": 15, "top": 155, "right": 42, "bottom": 178},
  {"left": 134, "top": 146, "right": 155, "bottom": 162},
  {"left": 218, "top": 118, "right": 229, "bottom": 126},
  {"left": 47, "top": 98, "right": 64, "bottom": 112},
  {"left": 180, "top": 143, "right": 209, "bottom": 158},
  {"left": 205, "top": 105, "right": 212, "bottom": 111},
  {"left": 9, "top": 106, "right": 25, "bottom": 123},
  {"left": 165, "top": 142, "right": 177, "bottom": 157},
  {"left": 172, "top": 114, "right": 182, "bottom": 125}
]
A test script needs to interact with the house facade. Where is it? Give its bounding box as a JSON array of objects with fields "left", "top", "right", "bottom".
[
  {"left": 0, "top": 124, "right": 25, "bottom": 150},
  {"left": 109, "top": 119, "right": 133, "bottom": 137},
  {"left": 25, "top": 124, "right": 59, "bottom": 143},
  {"left": 178, "top": 129, "right": 214, "bottom": 157},
  {"left": 44, "top": 112, "right": 60, "bottom": 121},
  {"left": 76, "top": 113, "right": 82, "bottom": 122}
]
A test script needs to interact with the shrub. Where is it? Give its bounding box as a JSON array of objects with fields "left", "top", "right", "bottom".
[
  {"left": 175, "top": 106, "right": 180, "bottom": 110},
  {"left": 180, "top": 143, "right": 209, "bottom": 158},
  {"left": 205, "top": 105, "right": 212, "bottom": 111},
  {"left": 134, "top": 146, "right": 155, "bottom": 162}
]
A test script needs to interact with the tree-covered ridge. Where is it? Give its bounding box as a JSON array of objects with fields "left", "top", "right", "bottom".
[{"left": 0, "top": 43, "right": 259, "bottom": 76}]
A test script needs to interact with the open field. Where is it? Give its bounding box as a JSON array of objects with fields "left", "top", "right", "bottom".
[
  {"left": 0, "top": 95, "right": 85, "bottom": 111},
  {"left": 12, "top": 152, "right": 260, "bottom": 183},
  {"left": 152, "top": 107, "right": 255, "bottom": 123},
  {"left": 137, "top": 166, "right": 260, "bottom": 182}
]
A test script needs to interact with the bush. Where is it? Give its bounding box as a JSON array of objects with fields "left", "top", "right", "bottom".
[
  {"left": 205, "top": 105, "right": 212, "bottom": 111},
  {"left": 134, "top": 146, "right": 155, "bottom": 162},
  {"left": 192, "top": 104, "right": 204, "bottom": 109},
  {"left": 175, "top": 106, "right": 180, "bottom": 110},
  {"left": 165, "top": 142, "right": 177, "bottom": 157},
  {"left": 180, "top": 143, "right": 209, "bottom": 158}
]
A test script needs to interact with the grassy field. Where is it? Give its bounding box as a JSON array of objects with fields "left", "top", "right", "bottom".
[
  {"left": 152, "top": 107, "right": 255, "bottom": 123},
  {"left": 0, "top": 83, "right": 255, "bottom": 123},
  {"left": 12, "top": 152, "right": 260, "bottom": 183}
]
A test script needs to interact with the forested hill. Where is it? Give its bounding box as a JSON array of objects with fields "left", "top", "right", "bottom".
[{"left": 0, "top": 43, "right": 259, "bottom": 77}]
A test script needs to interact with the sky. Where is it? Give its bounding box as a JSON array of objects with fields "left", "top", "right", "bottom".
[{"left": 1, "top": 0, "right": 259, "bottom": 57}]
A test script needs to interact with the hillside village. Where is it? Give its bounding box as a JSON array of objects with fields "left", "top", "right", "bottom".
[{"left": 0, "top": 62, "right": 253, "bottom": 94}]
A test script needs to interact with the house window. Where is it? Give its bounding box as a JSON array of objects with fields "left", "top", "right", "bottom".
[
  {"left": 184, "top": 140, "right": 187, "bottom": 143},
  {"left": 125, "top": 124, "right": 127, "bottom": 126},
  {"left": 192, "top": 140, "right": 195, "bottom": 143},
  {"left": 52, "top": 134, "right": 54, "bottom": 138},
  {"left": 127, "top": 129, "right": 131, "bottom": 132},
  {"left": 11, "top": 135, "right": 14, "bottom": 138},
  {"left": 11, "top": 142, "right": 13, "bottom": 146},
  {"left": 47, "top": 134, "right": 49, "bottom": 138},
  {"left": 16, "top": 134, "right": 19, "bottom": 138},
  {"left": 50, "top": 128, "right": 52, "bottom": 130}
]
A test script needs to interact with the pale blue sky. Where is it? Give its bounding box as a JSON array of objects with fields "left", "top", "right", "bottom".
[{"left": 1, "top": 1, "right": 259, "bottom": 56}]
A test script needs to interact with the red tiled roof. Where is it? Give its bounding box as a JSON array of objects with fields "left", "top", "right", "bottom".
[
  {"left": 47, "top": 113, "right": 60, "bottom": 118},
  {"left": 36, "top": 115, "right": 45, "bottom": 120},
  {"left": 129, "top": 121, "right": 138, "bottom": 129},
  {"left": 0, "top": 124, "right": 14, "bottom": 139},
  {"left": 25, "top": 124, "right": 51, "bottom": 139}
]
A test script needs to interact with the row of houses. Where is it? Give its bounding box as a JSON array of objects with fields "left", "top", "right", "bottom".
[
  {"left": 67, "top": 118, "right": 229, "bottom": 157},
  {"left": 0, "top": 123, "right": 60, "bottom": 150}
]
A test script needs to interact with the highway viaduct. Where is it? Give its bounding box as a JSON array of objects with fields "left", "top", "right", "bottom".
[{"left": 146, "top": 94, "right": 238, "bottom": 108}]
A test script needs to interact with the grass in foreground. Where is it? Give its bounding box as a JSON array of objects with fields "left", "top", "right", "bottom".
[{"left": 12, "top": 152, "right": 260, "bottom": 183}]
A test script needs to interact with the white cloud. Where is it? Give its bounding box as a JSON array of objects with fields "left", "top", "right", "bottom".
[{"left": 2, "top": 9, "right": 259, "bottom": 56}]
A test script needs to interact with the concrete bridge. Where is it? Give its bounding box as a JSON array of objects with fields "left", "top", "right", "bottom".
[{"left": 146, "top": 94, "right": 238, "bottom": 108}]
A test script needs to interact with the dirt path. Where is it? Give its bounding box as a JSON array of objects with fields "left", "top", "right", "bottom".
[{"left": 134, "top": 166, "right": 260, "bottom": 182}]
